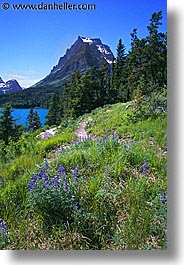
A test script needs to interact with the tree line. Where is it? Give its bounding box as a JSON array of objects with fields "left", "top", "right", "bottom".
[{"left": 46, "top": 11, "right": 167, "bottom": 126}]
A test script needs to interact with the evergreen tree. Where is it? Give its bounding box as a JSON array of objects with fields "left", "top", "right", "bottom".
[
  {"left": 126, "top": 11, "right": 167, "bottom": 98},
  {"left": 146, "top": 10, "right": 167, "bottom": 90},
  {"left": 46, "top": 93, "right": 61, "bottom": 126},
  {"left": 27, "top": 108, "right": 41, "bottom": 132},
  {"left": 0, "top": 105, "right": 23, "bottom": 144},
  {"left": 97, "top": 64, "right": 110, "bottom": 106},
  {"left": 126, "top": 33, "right": 147, "bottom": 98},
  {"left": 61, "top": 71, "right": 82, "bottom": 120},
  {"left": 79, "top": 69, "right": 96, "bottom": 114},
  {"left": 110, "top": 39, "right": 127, "bottom": 103}
]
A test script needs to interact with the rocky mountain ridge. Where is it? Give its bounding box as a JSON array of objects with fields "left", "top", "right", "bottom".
[
  {"left": 0, "top": 77, "right": 23, "bottom": 94},
  {"left": 33, "top": 36, "right": 114, "bottom": 88}
]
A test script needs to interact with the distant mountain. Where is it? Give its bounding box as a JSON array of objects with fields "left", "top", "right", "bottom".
[
  {"left": 33, "top": 36, "right": 114, "bottom": 88},
  {"left": 0, "top": 77, "right": 23, "bottom": 94},
  {"left": 0, "top": 36, "right": 114, "bottom": 108}
]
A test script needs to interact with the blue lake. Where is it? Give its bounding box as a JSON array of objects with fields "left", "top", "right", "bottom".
[{"left": 10, "top": 109, "right": 48, "bottom": 127}]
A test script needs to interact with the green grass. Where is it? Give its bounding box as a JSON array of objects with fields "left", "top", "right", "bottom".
[{"left": 0, "top": 102, "right": 167, "bottom": 250}]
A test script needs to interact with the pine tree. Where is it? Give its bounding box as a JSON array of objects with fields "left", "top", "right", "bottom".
[
  {"left": 110, "top": 39, "right": 126, "bottom": 103},
  {"left": 27, "top": 108, "right": 41, "bottom": 132},
  {"left": 45, "top": 93, "right": 61, "bottom": 126},
  {"left": 79, "top": 69, "right": 96, "bottom": 114},
  {"left": 61, "top": 71, "right": 82, "bottom": 120},
  {"left": 126, "top": 32, "right": 147, "bottom": 98},
  {"left": 97, "top": 64, "right": 110, "bottom": 106},
  {"left": 126, "top": 11, "right": 167, "bottom": 98},
  {"left": 0, "top": 105, "right": 22, "bottom": 144},
  {"left": 146, "top": 10, "right": 167, "bottom": 90}
]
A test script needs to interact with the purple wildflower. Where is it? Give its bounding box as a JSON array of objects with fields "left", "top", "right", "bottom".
[
  {"left": 43, "top": 173, "right": 48, "bottom": 183},
  {"left": 45, "top": 161, "right": 49, "bottom": 171},
  {"left": 30, "top": 174, "right": 37, "bottom": 184},
  {"left": 142, "top": 162, "right": 147, "bottom": 174},
  {"left": 112, "top": 132, "right": 115, "bottom": 141},
  {"left": 0, "top": 219, "right": 6, "bottom": 234},
  {"left": 37, "top": 167, "right": 44, "bottom": 179},
  {"left": 28, "top": 174, "right": 37, "bottom": 191},
  {"left": 73, "top": 202, "right": 79, "bottom": 211},
  {"left": 28, "top": 184, "right": 33, "bottom": 191},
  {"left": 123, "top": 144, "right": 126, "bottom": 150},
  {"left": 63, "top": 177, "right": 68, "bottom": 192},
  {"left": 73, "top": 167, "right": 78, "bottom": 180},
  {"left": 58, "top": 164, "right": 65, "bottom": 176},
  {"left": 73, "top": 139, "right": 77, "bottom": 145},
  {"left": 45, "top": 183, "right": 50, "bottom": 190},
  {"left": 160, "top": 193, "right": 167, "bottom": 205},
  {"left": 51, "top": 175, "right": 59, "bottom": 189}
]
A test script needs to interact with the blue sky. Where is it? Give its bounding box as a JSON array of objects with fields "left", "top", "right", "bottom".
[{"left": 0, "top": 0, "right": 167, "bottom": 88}]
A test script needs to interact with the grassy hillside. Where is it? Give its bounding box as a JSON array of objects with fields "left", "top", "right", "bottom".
[{"left": 0, "top": 101, "right": 167, "bottom": 250}]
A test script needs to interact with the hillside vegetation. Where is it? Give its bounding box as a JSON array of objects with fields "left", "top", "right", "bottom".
[
  {"left": 0, "top": 97, "right": 167, "bottom": 250},
  {"left": 0, "top": 11, "right": 167, "bottom": 250}
]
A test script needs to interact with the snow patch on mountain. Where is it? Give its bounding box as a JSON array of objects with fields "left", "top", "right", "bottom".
[
  {"left": 81, "top": 37, "right": 93, "bottom": 44},
  {"left": 105, "top": 59, "right": 113, "bottom": 64},
  {"left": 0, "top": 77, "right": 23, "bottom": 94},
  {"left": 96, "top": 45, "right": 111, "bottom": 55}
]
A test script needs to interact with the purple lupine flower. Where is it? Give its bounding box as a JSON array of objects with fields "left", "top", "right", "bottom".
[
  {"left": 0, "top": 219, "right": 6, "bottom": 234},
  {"left": 73, "top": 202, "right": 79, "bottom": 211},
  {"left": 28, "top": 174, "right": 37, "bottom": 191},
  {"left": 73, "top": 167, "right": 78, "bottom": 180},
  {"left": 123, "top": 144, "right": 127, "bottom": 150},
  {"left": 112, "top": 132, "right": 115, "bottom": 140},
  {"left": 43, "top": 173, "right": 48, "bottom": 183},
  {"left": 37, "top": 167, "right": 44, "bottom": 179},
  {"left": 45, "top": 161, "right": 49, "bottom": 171},
  {"left": 51, "top": 175, "right": 59, "bottom": 189},
  {"left": 45, "top": 183, "right": 50, "bottom": 190},
  {"left": 73, "top": 139, "right": 77, "bottom": 145},
  {"left": 142, "top": 162, "right": 147, "bottom": 174},
  {"left": 58, "top": 164, "right": 65, "bottom": 176},
  {"left": 160, "top": 193, "right": 167, "bottom": 205},
  {"left": 30, "top": 174, "right": 37, "bottom": 184},
  {"left": 63, "top": 177, "right": 68, "bottom": 192},
  {"left": 28, "top": 184, "right": 33, "bottom": 191}
]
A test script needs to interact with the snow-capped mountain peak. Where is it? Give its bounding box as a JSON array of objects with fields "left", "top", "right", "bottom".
[
  {"left": 0, "top": 77, "right": 23, "bottom": 94},
  {"left": 33, "top": 36, "right": 114, "bottom": 88}
]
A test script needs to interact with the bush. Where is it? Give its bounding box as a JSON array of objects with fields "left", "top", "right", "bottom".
[{"left": 130, "top": 88, "right": 167, "bottom": 122}]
